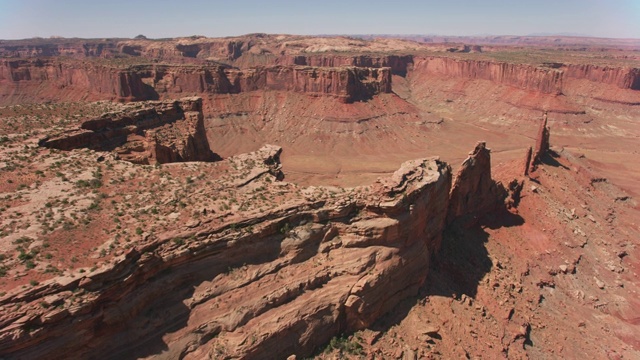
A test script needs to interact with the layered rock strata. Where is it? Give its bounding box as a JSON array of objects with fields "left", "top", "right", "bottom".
[
  {"left": 1, "top": 35, "right": 638, "bottom": 93},
  {"left": 0, "top": 141, "right": 510, "bottom": 359},
  {"left": 39, "top": 97, "right": 215, "bottom": 164},
  {"left": 0, "top": 59, "right": 391, "bottom": 104},
  {"left": 0, "top": 59, "right": 154, "bottom": 102},
  {"left": 412, "top": 57, "right": 564, "bottom": 94},
  {"left": 563, "top": 64, "right": 640, "bottom": 90},
  {"left": 277, "top": 54, "right": 414, "bottom": 76},
  {"left": 224, "top": 65, "right": 391, "bottom": 102}
]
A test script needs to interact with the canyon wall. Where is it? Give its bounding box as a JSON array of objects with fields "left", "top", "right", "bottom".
[
  {"left": 278, "top": 54, "right": 414, "bottom": 76},
  {"left": 136, "top": 64, "right": 391, "bottom": 102},
  {"left": 118, "top": 39, "right": 247, "bottom": 61},
  {"left": 412, "top": 56, "right": 564, "bottom": 94},
  {"left": 0, "top": 59, "right": 153, "bottom": 102},
  {"left": 0, "top": 38, "right": 244, "bottom": 61},
  {"left": 447, "top": 142, "right": 507, "bottom": 223},
  {"left": 0, "top": 60, "right": 391, "bottom": 104},
  {"left": 2, "top": 36, "right": 638, "bottom": 105},
  {"left": 39, "top": 97, "right": 215, "bottom": 164},
  {"left": 1, "top": 36, "right": 637, "bottom": 93},
  {"left": 225, "top": 65, "right": 391, "bottom": 101}
]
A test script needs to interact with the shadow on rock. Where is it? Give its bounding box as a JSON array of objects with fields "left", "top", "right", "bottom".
[
  {"left": 107, "top": 220, "right": 323, "bottom": 359},
  {"left": 369, "top": 209, "right": 524, "bottom": 334},
  {"left": 428, "top": 210, "right": 523, "bottom": 299},
  {"left": 541, "top": 150, "right": 569, "bottom": 170},
  {"left": 425, "top": 221, "right": 492, "bottom": 300}
]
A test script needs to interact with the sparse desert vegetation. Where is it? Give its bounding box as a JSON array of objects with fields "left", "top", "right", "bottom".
[{"left": 0, "top": 33, "right": 638, "bottom": 359}]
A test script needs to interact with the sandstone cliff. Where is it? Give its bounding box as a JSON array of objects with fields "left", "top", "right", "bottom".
[
  {"left": 278, "top": 54, "right": 414, "bottom": 76},
  {"left": 0, "top": 60, "right": 391, "bottom": 104},
  {"left": 225, "top": 65, "right": 391, "bottom": 102},
  {"left": 2, "top": 36, "right": 638, "bottom": 106},
  {"left": 0, "top": 59, "right": 153, "bottom": 103},
  {"left": 0, "top": 141, "right": 517, "bottom": 359},
  {"left": 0, "top": 39, "right": 119, "bottom": 58},
  {"left": 135, "top": 63, "right": 391, "bottom": 102},
  {"left": 563, "top": 63, "right": 640, "bottom": 90},
  {"left": 39, "top": 97, "right": 215, "bottom": 164},
  {"left": 412, "top": 56, "right": 564, "bottom": 94}
]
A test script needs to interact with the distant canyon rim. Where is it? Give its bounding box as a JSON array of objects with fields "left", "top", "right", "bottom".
[{"left": 1, "top": 34, "right": 639, "bottom": 192}]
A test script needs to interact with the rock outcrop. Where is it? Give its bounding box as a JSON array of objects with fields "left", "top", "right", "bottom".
[
  {"left": 0, "top": 145, "right": 454, "bottom": 359},
  {"left": 39, "top": 97, "right": 215, "bottom": 164},
  {"left": 0, "top": 60, "right": 391, "bottom": 104},
  {"left": 278, "top": 54, "right": 414, "bottom": 76},
  {"left": 529, "top": 112, "right": 551, "bottom": 173},
  {"left": 225, "top": 65, "right": 391, "bottom": 102},
  {"left": 447, "top": 142, "right": 506, "bottom": 223}
]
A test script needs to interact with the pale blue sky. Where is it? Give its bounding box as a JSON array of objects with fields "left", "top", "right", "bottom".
[{"left": 0, "top": 0, "right": 638, "bottom": 39}]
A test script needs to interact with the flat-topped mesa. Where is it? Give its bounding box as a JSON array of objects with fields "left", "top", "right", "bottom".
[
  {"left": 223, "top": 65, "right": 392, "bottom": 102},
  {"left": 278, "top": 54, "right": 415, "bottom": 76},
  {"left": 447, "top": 141, "right": 507, "bottom": 224},
  {"left": 0, "top": 60, "right": 391, "bottom": 104},
  {"left": 39, "top": 97, "right": 216, "bottom": 164},
  {"left": 140, "top": 64, "right": 392, "bottom": 102},
  {"left": 0, "top": 39, "right": 120, "bottom": 58}
]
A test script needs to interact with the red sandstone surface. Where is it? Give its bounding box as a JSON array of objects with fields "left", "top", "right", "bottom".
[{"left": 0, "top": 34, "right": 639, "bottom": 359}]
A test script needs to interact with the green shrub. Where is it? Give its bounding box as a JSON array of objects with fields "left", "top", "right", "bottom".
[{"left": 325, "top": 335, "right": 363, "bottom": 355}]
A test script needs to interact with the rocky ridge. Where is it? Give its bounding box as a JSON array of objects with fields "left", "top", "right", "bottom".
[
  {"left": 0, "top": 139, "right": 510, "bottom": 359},
  {"left": 0, "top": 59, "right": 391, "bottom": 104}
]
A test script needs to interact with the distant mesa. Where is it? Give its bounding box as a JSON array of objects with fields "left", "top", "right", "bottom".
[{"left": 39, "top": 97, "right": 218, "bottom": 164}]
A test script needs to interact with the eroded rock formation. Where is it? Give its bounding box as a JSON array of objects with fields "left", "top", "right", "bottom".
[
  {"left": 39, "top": 97, "right": 215, "bottom": 164},
  {"left": 529, "top": 112, "right": 551, "bottom": 173},
  {"left": 447, "top": 142, "right": 507, "bottom": 223},
  {"left": 0, "top": 60, "right": 391, "bottom": 104},
  {"left": 412, "top": 57, "right": 564, "bottom": 94},
  {"left": 0, "top": 140, "right": 523, "bottom": 359},
  {"left": 564, "top": 64, "right": 640, "bottom": 90},
  {"left": 278, "top": 54, "right": 414, "bottom": 76},
  {"left": 0, "top": 59, "right": 154, "bottom": 103},
  {"left": 224, "top": 65, "right": 391, "bottom": 102}
]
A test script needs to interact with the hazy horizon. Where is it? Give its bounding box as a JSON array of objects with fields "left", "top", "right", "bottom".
[{"left": 1, "top": 0, "right": 639, "bottom": 40}]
